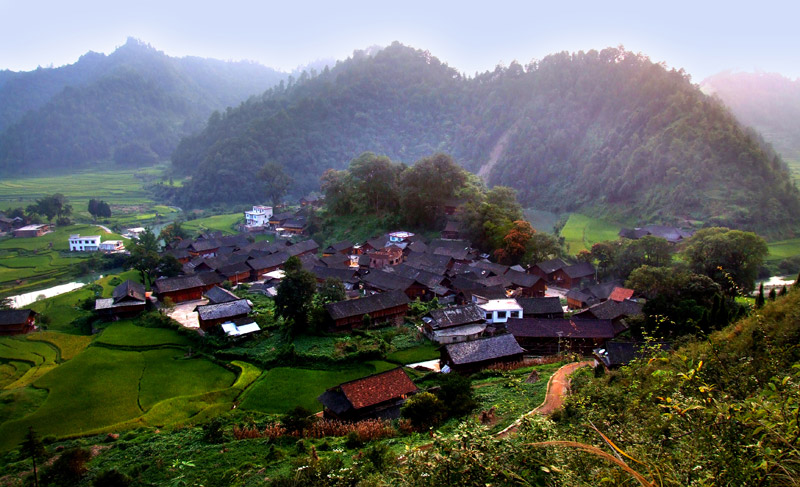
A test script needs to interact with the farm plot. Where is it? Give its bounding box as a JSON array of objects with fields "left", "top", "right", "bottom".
[
  {"left": 766, "top": 238, "right": 800, "bottom": 262},
  {"left": 560, "top": 213, "right": 622, "bottom": 255},
  {"left": 239, "top": 361, "right": 398, "bottom": 414},
  {"left": 182, "top": 213, "right": 243, "bottom": 236},
  {"left": 95, "top": 321, "right": 192, "bottom": 348}
]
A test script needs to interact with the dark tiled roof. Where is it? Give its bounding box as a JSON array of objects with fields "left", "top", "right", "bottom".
[
  {"left": 389, "top": 264, "right": 444, "bottom": 289},
  {"left": 469, "top": 286, "right": 509, "bottom": 300},
  {"left": 469, "top": 260, "right": 509, "bottom": 276},
  {"left": 218, "top": 235, "right": 250, "bottom": 248},
  {"left": 324, "top": 240, "right": 354, "bottom": 253},
  {"left": 325, "top": 291, "right": 410, "bottom": 321},
  {"left": 205, "top": 286, "right": 240, "bottom": 304},
  {"left": 407, "top": 240, "right": 427, "bottom": 253},
  {"left": 196, "top": 299, "right": 252, "bottom": 321},
  {"left": 287, "top": 239, "right": 319, "bottom": 256},
  {"left": 189, "top": 239, "right": 221, "bottom": 252},
  {"left": 217, "top": 261, "right": 252, "bottom": 278},
  {"left": 361, "top": 270, "right": 415, "bottom": 292},
  {"left": 406, "top": 252, "right": 453, "bottom": 270},
  {"left": 247, "top": 251, "right": 290, "bottom": 271},
  {"left": 505, "top": 269, "right": 541, "bottom": 288},
  {"left": 163, "top": 248, "right": 191, "bottom": 260},
  {"left": 517, "top": 297, "right": 563, "bottom": 316},
  {"left": 444, "top": 334, "right": 524, "bottom": 365},
  {"left": 534, "top": 258, "right": 567, "bottom": 274},
  {"left": 270, "top": 211, "right": 295, "bottom": 222},
  {"left": 311, "top": 266, "right": 358, "bottom": 283},
  {"left": 432, "top": 246, "right": 471, "bottom": 261},
  {"left": 507, "top": 317, "right": 616, "bottom": 339},
  {"left": 153, "top": 275, "right": 205, "bottom": 293},
  {"left": 0, "top": 309, "right": 35, "bottom": 326},
  {"left": 565, "top": 288, "right": 593, "bottom": 304},
  {"left": 339, "top": 368, "right": 417, "bottom": 409},
  {"left": 587, "top": 281, "right": 622, "bottom": 300},
  {"left": 595, "top": 341, "right": 671, "bottom": 368},
  {"left": 563, "top": 262, "right": 595, "bottom": 279},
  {"left": 282, "top": 217, "right": 306, "bottom": 230},
  {"left": 112, "top": 280, "right": 146, "bottom": 304},
  {"left": 320, "top": 254, "right": 351, "bottom": 268},
  {"left": 427, "top": 304, "right": 485, "bottom": 329},
  {"left": 575, "top": 299, "right": 643, "bottom": 321},
  {"left": 197, "top": 272, "right": 225, "bottom": 286}
]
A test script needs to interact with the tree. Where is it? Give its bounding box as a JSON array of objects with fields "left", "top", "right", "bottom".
[
  {"left": 274, "top": 256, "right": 317, "bottom": 335},
  {"left": 768, "top": 287, "right": 777, "bottom": 301},
  {"left": 157, "top": 254, "right": 183, "bottom": 278},
  {"left": 41, "top": 447, "right": 91, "bottom": 486},
  {"left": 683, "top": 227, "right": 769, "bottom": 294},
  {"left": 19, "top": 427, "right": 45, "bottom": 487},
  {"left": 348, "top": 152, "right": 402, "bottom": 213},
  {"left": 159, "top": 221, "right": 189, "bottom": 246},
  {"left": 258, "top": 161, "right": 293, "bottom": 206},
  {"left": 494, "top": 220, "right": 534, "bottom": 265},
  {"left": 755, "top": 283, "right": 765, "bottom": 308},
  {"left": 87, "top": 199, "right": 111, "bottom": 220},
  {"left": 401, "top": 392, "right": 444, "bottom": 430},
  {"left": 436, "top": 373, "right": 476, "bottom": 418},
  {"left": 399, "top": 153, "right": 467, "bottom": 228},
  {"left": 320, "top": 169, "right": 356, "bottom": 215},
  {"left": 126, "top": 227, "right": 160, "bottom": 287},
  {"left": 27, "top": 193, "right": 72, "bottom": 223},
  {"left": 318, "top": 277, "right": 346, "bottom": 304}
]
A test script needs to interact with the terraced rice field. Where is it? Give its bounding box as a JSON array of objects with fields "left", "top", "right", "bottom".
[{"left": 182, "top": 213, "right": 244, "bottom": 236}]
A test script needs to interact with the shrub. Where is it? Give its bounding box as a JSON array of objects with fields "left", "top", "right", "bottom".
[
  {"left": 202, "top": 418, "right": 225, "bottom": 444},
  {"left": 281, "top": 406, "right": 316, "bottom": 434},
  {"left": 436, "top": 373, "right": 476, "bottom": 418},
  {"left": 402, "top": 392, "right": 444, "bottom": 430},
  {"left": 344, "top": 431, "right": 363, "bottom": 449},
  {"left": 93, "top": 469, "right": 132, "bottom": 487},
  {"left": 41, "top": 447, "right": 91, "bottom": 486}
]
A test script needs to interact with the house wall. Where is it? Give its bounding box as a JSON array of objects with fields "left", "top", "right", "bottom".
[
  {"left": 158, "top": 288, "right": 203, "bottom": 304},
  {"left": 331, "top": 304, "right": 408, "bottom": 331}
]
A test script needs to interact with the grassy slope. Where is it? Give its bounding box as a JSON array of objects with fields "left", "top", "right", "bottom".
[
  {"left": 182, "top": 213, "right": 243, "bottom": 235},
  {"left": 239, "top": 360, "right": 397, "bottom": 413},
  {"left": 560, "top": 213, "right": 622, "bottom": 255}
]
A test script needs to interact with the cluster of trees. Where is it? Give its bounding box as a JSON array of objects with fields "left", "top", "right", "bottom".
[
  {"left": 24, "top": 193, "right": 72, "bottom": 224},
  {"left": 274, "top": 256, "right": 345, "bottom": 336},
  {"left": 171, "top": 43, "right": 799, "bottom": 236},
  {"left": 126, "top": 227, "right": 182, "bottom": 287},
  {"left": 0, "top": 38, "right": 284, "bottom": 175},
  {"left": 87, "top": 199, "right": 111, "bottom": 220},
  {"left": 583, "top": 227, "right": 768, "bottom": 337}
]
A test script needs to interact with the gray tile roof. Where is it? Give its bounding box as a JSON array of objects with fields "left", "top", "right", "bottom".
[
  {"left": 325, "top": 291, "right": 410, "bottom": 321},
  {"left": 444, "top": 334, "right": 524, "bottom": 365},
  {"left": 427, "top": 304, "right": 485, "bottom": 329},
  {"left": 517, "top": 297, "right": 563, "bottom": 316},
  {"left": 196, "top": 299, "right": 252, "bottom": 321}
]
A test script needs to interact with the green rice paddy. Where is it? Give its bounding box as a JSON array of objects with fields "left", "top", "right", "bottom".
[
  {"left": 182, "top": 213, "right": 243, "bottom": 235},
  {"left": 560, "top": 213, "right": 622, "bottom": 255}
]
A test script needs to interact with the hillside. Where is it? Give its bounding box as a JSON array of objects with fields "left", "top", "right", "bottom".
[
  {"left": 173, "top": 43, "right": 800, "bottom": 236},
  {"left": 701, "top": 71, "right": 800, "bottom": 161},
  {"left": 0, "top": 38, "right": 284, "bottom": 173}
]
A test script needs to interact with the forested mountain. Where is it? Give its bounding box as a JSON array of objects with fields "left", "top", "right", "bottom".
[
  {"left": 701, "top": 71, "right": 800, "bottom": 161},
  {"left": 173, "top": 43, "right": 800, "bottom": 235},
  {"left": 0, "top": 38, "right": 284, "bottom": 172}
]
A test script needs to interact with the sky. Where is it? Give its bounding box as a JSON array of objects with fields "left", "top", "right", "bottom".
[{"left": 1, "top": 0, "right": 799, "bottom": 81}]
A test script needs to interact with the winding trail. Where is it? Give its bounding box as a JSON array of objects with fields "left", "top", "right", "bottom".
[{"left": 496, "top": 360, "right": 593, "bottom": 437}]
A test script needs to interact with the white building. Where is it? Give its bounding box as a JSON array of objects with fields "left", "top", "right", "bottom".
[
  {"left": 99, "top": 240, "right": 125, "bottom": 252},
  {"left": 478, "top": 299, "right": 523, "bottom": 324},
  {"left": 244, "top": 205, "right": 273, "bottom": 227},
  {"left": 69, "top": 235, "right": 101, "bottom": 252}
]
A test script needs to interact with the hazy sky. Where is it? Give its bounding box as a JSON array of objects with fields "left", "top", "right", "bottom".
[{"left": 1, "top": 0, "right": 798, "bottom": 81}]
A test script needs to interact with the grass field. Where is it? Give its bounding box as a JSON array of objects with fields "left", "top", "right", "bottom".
[
  {"left": 0, "top": 224, "right": 128, "bottom": 296},
  {"left": 0, "top": 166, "right": 160, "bottom": 213},
  {"left": 239, "top": 361, "right": 398, "bottom": 414},
  {"left": 0, "top": 324, "right": 238, "bottom": 450},
  {"left": 182, "top": 213, "right": 243, "bottom": 236},
  {"left": 94, "top": 321, "right": 192, "bottom": 348},
  {"left": 26, "top": 332, "right": 93, "bottom": 361},
  {"left": 560, "top": 213, "right": 622, "bottom": 255},
  {"left": 766, "top": 238, "right": 800, "bottom": 262},
  {"left": 385, "top": 343, "right": 439, "bottom": 364}
]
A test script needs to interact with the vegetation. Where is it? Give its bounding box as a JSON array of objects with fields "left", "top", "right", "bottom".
[
  {"left": 173, "top": 43, "right": 799, "bottom": 235},
  {"left": 0, "top": 38, "right": 284, "bottom": 175}
]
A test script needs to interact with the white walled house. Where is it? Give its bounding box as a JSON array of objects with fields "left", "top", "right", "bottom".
[
  {"left": 478, "top": 299, "right": 523, "bottom": 324},
  {"left": 99, "top": 240, "right": 125, "bottom": 252},
  {"left": 244, "top": 205, "right": 273, "bottom": 227},
  {"left": 69, "top": 235, "right": 101, "bottom": 252}
]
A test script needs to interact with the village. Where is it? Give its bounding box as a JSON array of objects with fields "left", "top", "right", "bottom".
[{"left": 0, "top": 194, "right": 690, "bottom": 426}]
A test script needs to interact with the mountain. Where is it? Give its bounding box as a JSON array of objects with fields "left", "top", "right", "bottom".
[
  {"left": 700, "top": 71, "right": 800, "bottom": 161},
  {"left": 0, "top": 38, "right": 285, "bottom": 172},
  {"left": 173, "top": 43, "right": 800, "bottom": 235}
]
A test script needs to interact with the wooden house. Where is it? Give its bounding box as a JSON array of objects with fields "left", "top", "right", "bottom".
[
  {"left": 286, "top": 239, "right": 319, "bottom": 258},
  {"left": 187, "top": 239, "right": 220, "bottom": 258},
  {"left": 517, "top": 297, "right": 564, "bottom": 319},
  {"left": 195, "top": 299, "right": 252, "bottom": 331},
  {"left": 322, "top": 240, "right": 354, "bottom": 257},
  {"left": 310, "top": 266, "right": 359, "bottom": 288},
  {"left": 317, "top": 368, "right": 418, "bottom": 421},
  {"left": 13, "top": 224, "right": 51, "bottom": 238},
  {"left": 95, "top": 280, "right": 148, "bottom": 319},
  {"left": 152, "top": 275, "right": 206, "bottom": 303},
  {"left": 369, "top": 245, "right": 403, "bottom": 268},
  {"left": 204, "top": 286, "right": 240, "bottom": 304},
  {"left": 216, "top": 262, "right": 252, "bottom": 285},
  {"left": 247, "top": 251, "right": 290, "bottom": 280},
  {"left": 269, "top": 211, "right": 294, "bottom": 228},
  {"left": 566, "top": 288, "right": 595, "bottom": 310},
  {"left": 504, "top": 270, "right": 546, "bottom": 297},
  {"left": 529, "top": 258, "right": 567, "bottom": 283},
  {"left": 574, "top": 299, "right": 643, "bottom": 335},
  {"left": 281, "top": 217, "right": 307, "bottom": 235},
  {"left": 325, "top": 290, "right": 410, "bottom": 330},
  {"left": 0, "top": 309, "right": 37, "bottom": 335},
  {"left": 423, "top": 304, "right": 487, "bottom": 344},
  {"left": 441, "top": 334, "right": 525, "bottom": 374},
  {"left": 361, "top": 270, "right": 422, "bottom": 299},
  {"left": 441, "top": 220, "right": 463, "bottom": 239},
  {"left": 507, "top": 317, "right": 616, "bottom": 355},
  {"left": 551, "top": 262, "right": 596, "bottom": 289}
]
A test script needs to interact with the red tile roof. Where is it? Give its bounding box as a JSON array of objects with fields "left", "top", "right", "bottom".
[
  {"left": 339, "top": 368, "right": 417, "bottom": 410},
  {"left": 609, "top": 287, "right": 635, "bottom": 302}
]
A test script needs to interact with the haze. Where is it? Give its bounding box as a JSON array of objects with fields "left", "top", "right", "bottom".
[{"left": 2, "top": 0, "right": 799, "bottom": 80}]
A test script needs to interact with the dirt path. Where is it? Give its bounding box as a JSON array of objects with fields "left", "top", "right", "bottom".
[
  {"left": 496, "top": 360, "right": 592, "bottom": 437},
  {"left": 95, "top": 224, "right": 113, "bottom": 233}
]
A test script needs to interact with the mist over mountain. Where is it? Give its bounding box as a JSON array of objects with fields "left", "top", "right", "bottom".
[
  {"left": 700, "top": 71, "right": 800, "bottom": 161},
  {"left": 0, "top": 38, "right": 285, "bottom": 172},
  {"left": 173, "top": 43, "right": 800, "bottom": 235}
]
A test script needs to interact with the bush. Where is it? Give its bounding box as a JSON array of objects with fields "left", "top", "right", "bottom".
[
  {"left": 344, "top": 431, "right": 363, "bottom": 449},
  {"left": 202, "top": 418, "right": 225, "bottom": 444},
  {"left": 436, "top": 373, "right": 476, "bottom": 418},
  {"left": 401, "top": 392, "right": 444, "bottom": 430},
  {"left": 41, "top": 447, "right": 91, "bottom": 486},
  {"left": 281, "top": 406, "right": 316, "bottom": 434},
  {"left": 93, "top": 469, "right": 132, "bottom": 487}
]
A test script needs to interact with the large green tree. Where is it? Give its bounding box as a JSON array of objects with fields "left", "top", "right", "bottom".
[
  {"left": 683, "top": 227, "right": 769, "bottom": 294},
  {"left": 399, "top": 153, "right": 467, "bottom": 228},
  {"left": 275, "top": 256, "right": 317, "bottom": 335}
]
